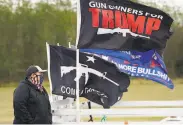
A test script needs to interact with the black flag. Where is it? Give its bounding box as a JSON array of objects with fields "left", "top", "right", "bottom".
[
  {"left": 81, "top": 72, "right": 130, "bottom": 108},
  {"left": 47, "top": 44, "right": 130, "bottom": 108},
  {"left": 77, "top": 0, "right": 173, "bottom": 55}
]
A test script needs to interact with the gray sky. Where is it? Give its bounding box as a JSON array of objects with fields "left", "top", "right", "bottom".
[
  {"left": 140, "top": 0, "right": 183, "bottom": 10},
  {"left": 12, "top": 0, "right": 183, "bottom": 11}
]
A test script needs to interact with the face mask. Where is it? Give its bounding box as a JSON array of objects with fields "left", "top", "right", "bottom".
[
  {"left": 39, "top": 75, "right": 44, "bottom": 84},
  {"left": 36, "top": 75, "right": 44, "bottom": 85}
]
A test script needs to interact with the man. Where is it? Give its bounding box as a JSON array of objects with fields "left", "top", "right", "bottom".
[{"left": 13, "top": 65, "right": 52, "bottom": 124}]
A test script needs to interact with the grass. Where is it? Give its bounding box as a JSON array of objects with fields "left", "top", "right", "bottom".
[{"left": 0, "top": 79, "right": 183, "bottom": 123}]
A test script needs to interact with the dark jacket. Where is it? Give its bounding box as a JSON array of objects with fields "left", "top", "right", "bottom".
[{"left": 13, "top": 78, "right": 52, "bottom": 124}]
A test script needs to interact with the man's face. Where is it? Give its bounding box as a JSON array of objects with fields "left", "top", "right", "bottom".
[{"left": 30, "top": 72, "right": 44, "bottom": 85}]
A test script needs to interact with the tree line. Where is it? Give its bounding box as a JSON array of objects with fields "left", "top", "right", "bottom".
[
  {"left": 0, "top": 0, "right": 183, "bottom": 82},
  {"left": 0, "top": 0, "right": 76, "bottom": 82}
]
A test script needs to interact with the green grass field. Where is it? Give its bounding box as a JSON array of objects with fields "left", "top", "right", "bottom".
[{"left": 0, "top": 79, "right": 183, "bottom": 123}]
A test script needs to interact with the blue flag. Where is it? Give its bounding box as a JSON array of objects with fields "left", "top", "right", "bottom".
[{"left": 80, "top": 49, "right": 174, "bottom": 89}]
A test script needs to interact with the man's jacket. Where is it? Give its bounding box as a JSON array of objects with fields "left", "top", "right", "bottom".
[{"left": 13, "top": 78, "right": 52, "bottom": 124}]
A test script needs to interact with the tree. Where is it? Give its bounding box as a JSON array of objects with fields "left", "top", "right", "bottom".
[{"left": 0, "top": 0, "right": 76, "bottom": 82}]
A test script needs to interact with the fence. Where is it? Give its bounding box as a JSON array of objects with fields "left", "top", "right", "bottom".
[{"left": 50, "top": 95, "right": 183, "bottom": 125}]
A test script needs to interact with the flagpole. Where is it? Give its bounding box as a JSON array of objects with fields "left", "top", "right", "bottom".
[
  {"left": 75, "top": 0, "right": 81, "bottom": 123},
  {"left": 68, "top": 42, "right": 71, "bottom": 48},
  {"left": 46, "top": 42, "right": 53, "bottom": 102}
]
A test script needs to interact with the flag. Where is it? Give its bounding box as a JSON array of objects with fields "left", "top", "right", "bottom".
[
  {"left": 81, "top": 71, "right": 130, "bottom": 108},
  {"left": 48, "top": 45, "right": 85, "bottom": 98},
  {"left": 80, "top": 49, "right": 174, "bottom": 89},
  {"left": 77, "top": 0, "right": 173, "bottom": 55},
  {"left": 47, "top": 44, "right": 130, "bottom": 108}
]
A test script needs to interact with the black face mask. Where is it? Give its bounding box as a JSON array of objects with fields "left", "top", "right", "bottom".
[
  {"left": 35, "top": 74, "right": 44, "bottom": 85},
  {"left": 40, "top": 75, "right": 44, "bottom": 84}
]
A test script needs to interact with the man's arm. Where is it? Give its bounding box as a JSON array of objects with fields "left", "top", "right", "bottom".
[{"left": 13, "top": 84, "right": 34, "bottom": 123}]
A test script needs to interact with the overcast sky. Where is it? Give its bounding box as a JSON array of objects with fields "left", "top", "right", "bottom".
[
  {"left": 12, "top": 0, "right": 183, "bottom": 10},
  {"left": 140, "top": 0, "right": 183, "bottom": 10}
]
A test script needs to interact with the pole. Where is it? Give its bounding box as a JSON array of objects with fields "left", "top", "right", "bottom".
[
  {"left": 68, "top": 42, "right": 71, "bottom": 48},
  {"left": 75, "top": 0, "right": 81, "bottom": 123},
  {"left": 46, "top": 42, "right": 53, "bottom": 102}
]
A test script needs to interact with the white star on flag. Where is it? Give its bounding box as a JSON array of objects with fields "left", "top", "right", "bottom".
[{"left": 86, "top": 56, "right": 96, "bottom": 63}]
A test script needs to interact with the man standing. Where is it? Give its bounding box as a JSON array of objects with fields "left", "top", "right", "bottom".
[{"left": 13, "top": 65, "right": 52, "bottom": 124}]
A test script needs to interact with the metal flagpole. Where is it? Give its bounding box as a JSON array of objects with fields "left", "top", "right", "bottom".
[
  {"left": 46, "top": 42, "right": 53, "bottom": 102},
  {"left": 75, "top": 0, "right": 81, "bottom": 123},
  {"left": 68, "top": 42, "right": 71, "bottom": 48}
]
